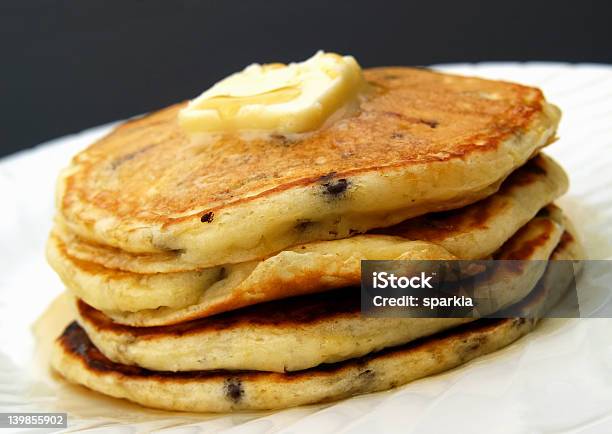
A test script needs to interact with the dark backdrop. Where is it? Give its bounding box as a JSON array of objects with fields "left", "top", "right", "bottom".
[{"left": 2, "top": 0, "right": 611, "bottom": 157}]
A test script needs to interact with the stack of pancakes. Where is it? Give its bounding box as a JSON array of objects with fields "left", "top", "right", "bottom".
[{"left": 47, "top": 68, "right": 582, "bottom": 412}]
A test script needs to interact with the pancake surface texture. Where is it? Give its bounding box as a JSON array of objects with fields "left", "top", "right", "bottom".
[
  {"left": 57, "top": 68, "right": 560, "bottom": 268},
  {"left": 75, "top": 208, "right": 565, "bottom": 372},
  {"left": 51, "top": 224, "right": 581, "bottom": 412},
  {"left": 48, "top": 154, "right": 567, "bottom": 323}
]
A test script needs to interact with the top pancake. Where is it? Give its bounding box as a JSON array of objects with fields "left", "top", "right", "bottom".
[{"left": 57, "top": 67, "right": 560, "bottom": 268}]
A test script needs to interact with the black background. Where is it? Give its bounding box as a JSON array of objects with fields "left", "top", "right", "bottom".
[{"left": 2, "top": 0, "right": 610, "bottom": 157}]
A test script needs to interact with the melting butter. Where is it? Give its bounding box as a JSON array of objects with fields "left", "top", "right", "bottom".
[{"left": 179, "top": 51, "right": 365, "bottom": 135}]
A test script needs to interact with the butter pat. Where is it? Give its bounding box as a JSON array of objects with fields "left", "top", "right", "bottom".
[{"left": 179, "top": 51, "right": 365, "bottom": 135}]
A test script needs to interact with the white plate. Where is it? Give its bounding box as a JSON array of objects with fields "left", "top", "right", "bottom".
[{"left": 1, "top": 62, "right": 612, "bottom": 433}]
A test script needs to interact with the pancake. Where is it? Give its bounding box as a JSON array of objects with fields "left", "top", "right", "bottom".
[
  {"left": 75, "top": 209, "right": 565, "bottom": 372},
  {"left": 56, "top": 68, "right": 560, "bottom": 269},
  {"left": 47, "top": 154, "right": 567, "bottom": 317},
  {"left": 51, "top": 153, "right": 566, "bottom": 274},
  {"left": 49, "top": 231, "right": 455, "bottom": 313},
  {"left": 103, "top": 203, "right": 564, "bottom": 328},
  {"left": 50, "top": 229, "right": 581, "bottom": 412}
]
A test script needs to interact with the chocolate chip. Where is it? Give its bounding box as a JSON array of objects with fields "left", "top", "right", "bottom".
[
  {"left": 323, "top": 178, "right": 349, "bottom": 196},
  {"left": 318, "top": 172, "right": 350, "bottom": 198},
  {"left": 200, "top": 211, "right": 214, "bottom": 223},
  {"left": 224, "top": 377, "right": 244, "bottom": 403}
]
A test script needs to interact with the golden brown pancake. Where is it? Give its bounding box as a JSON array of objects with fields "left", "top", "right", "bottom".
[
  {"left": 50, "top": 226, "right": 581, "bottom": 412},
  {"left": 53, "top": 319, "right": 536, "bottom": 412},
  {"left": 56, "top": 68, "right": 560, "bottom": 268}
]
